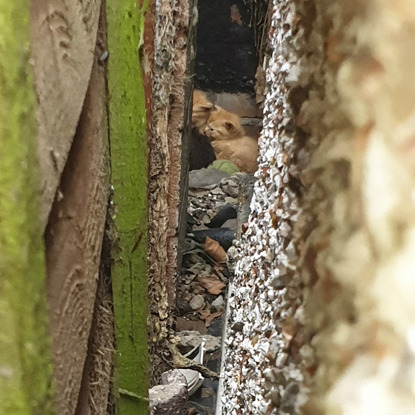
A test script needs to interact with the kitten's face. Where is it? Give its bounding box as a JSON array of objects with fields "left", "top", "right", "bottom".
[
  {"left": 204, "top": 107, "right": 245, "bottom": 140},
  {"left": 192, "top": 90, "right": 213, "bottom": 130}
]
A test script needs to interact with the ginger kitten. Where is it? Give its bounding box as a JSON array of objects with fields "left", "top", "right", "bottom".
[
  {"left": 204, "top": 107, "right": 258, "bottom": 174},
  {"left": 192, "top": 89, "right": 214, "bottom": 133},
  {"left": 204, "top": 106, "right": 245, "bottom": 139},
  {"left": 190, "top": 90, "right": 216, "bottom": 170}
]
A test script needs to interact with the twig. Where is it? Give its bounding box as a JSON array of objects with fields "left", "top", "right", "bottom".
[{"left": 168, "top": 344, "right": 220, "bottom": 380}]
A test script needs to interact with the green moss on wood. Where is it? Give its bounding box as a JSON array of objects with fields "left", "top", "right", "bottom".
[
  {"left": 0, "top": 1, "right": 55, "bottom": 414},
  {"left": 106, "top": 1, "right": 149, "bottom": 414}
]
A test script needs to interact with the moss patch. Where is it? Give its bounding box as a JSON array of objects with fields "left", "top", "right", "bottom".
[
  {"left": 0, "top": 1, "right": 54, "bottom": 414},
  {"left": 106, "top": 0, "right": 149, "bottom": 413}
]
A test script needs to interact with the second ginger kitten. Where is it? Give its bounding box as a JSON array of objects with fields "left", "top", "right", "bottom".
[
  {"left": 192, "top": 90, "right": 214, "bottom": 133},
  {"left": 190, "top": 90, "right": 216, "bottom": 170}
]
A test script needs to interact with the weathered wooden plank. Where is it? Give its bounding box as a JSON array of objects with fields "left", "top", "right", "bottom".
[
  {"left": 148, "top": 0, "right": 196, "bottom": 381},
  {"left": 0, "top": 1, "right": 55, "bottom": 414},
  {"left": 74, "top": 8, "right": 114, "bottom": 414},
  {"left": 75, "top": 264, "right": 114, "bottom": 415},
  {"left": 30, "top": 0, "right": 102, "bottom": 228},
  {"left": 142, "top": 0, "right": 155, "bottom": 131},
  {"left": 44, "top": 37, "right": 110, "bottom": 415},
  {"left": 106, "top": 0, "right": 149, "bottom": 413}
]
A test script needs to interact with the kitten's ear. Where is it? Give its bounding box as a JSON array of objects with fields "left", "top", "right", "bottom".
[
  {"left": 199, "top": 103, "right": 213, "bottom": 112},
  {"left": 211, "top": 105, "right": 219, "bottom": 112},
  {"left": 225, "top": 121, "right": 235, "bottom": 131}
]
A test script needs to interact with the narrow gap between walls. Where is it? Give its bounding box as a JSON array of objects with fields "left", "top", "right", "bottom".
[{"left": 172, "top": 0, "right": 270, "bottom": 413}]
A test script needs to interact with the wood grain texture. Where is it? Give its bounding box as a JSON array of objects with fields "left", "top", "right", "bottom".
[
  {"left": 75, "top": 264, "right": 114, "bottom": 415},
  {"left": 148, "top": 0, "right": 195, "bottom": 382},
  {"left": 44, "top": 43, "right": 109, "bottom": 415},
  {"left": 30, "top": 0, "right": 102, "bottom": 229},
  {"left": 106, "top": 0, "right": 149, "bottom": 413},
  {"left": 0, "top": 1, "right": 55, "bottom": 413},
  {"left": 142, "top": 0, "right": 155, "bottom": 131},
  {"left": 74, "top": 10, "right": 114, "bottom": 414}
]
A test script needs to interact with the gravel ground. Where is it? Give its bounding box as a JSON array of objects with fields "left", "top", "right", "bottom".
[{"left": 175, "top": 169, "right": 256, "bottom": 414}]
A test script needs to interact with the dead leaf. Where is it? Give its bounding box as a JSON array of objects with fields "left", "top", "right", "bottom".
[
  {"left": 198, "top": 275, "right": 225, "bottom": 295},
  {"left": 230, "top": 4, "right": 242, "bottom": 25},
  {"left": 213, "top": 264, "right": 225, "bottom": 274},
  {"left": 204, "top": 236, "right": 227, "bottom": 263},
  {"left": 199, "top": 310, "right": 223, "bottom": 327},
  {"left": 269, "top": 209, "right": 279, "bottom": 229},
  {"left": 241, "top": 223, "right": 248, "bottom": 234},
  {"left": 176, "top": 317, "right": 207, "bottom": 334}
]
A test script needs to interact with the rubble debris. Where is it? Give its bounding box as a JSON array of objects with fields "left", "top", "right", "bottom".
[
  {"left": 189, "top": 228, "right": 235, "bottom": 251},
  {"left": 176, "top": 167, "right": 256, "bottom": 413},
  {"left": 176, "top": 331, "right": 221, "bottom": 353},
  {"left": 149, "top": 370, "right": 188, "bottom": 415}
]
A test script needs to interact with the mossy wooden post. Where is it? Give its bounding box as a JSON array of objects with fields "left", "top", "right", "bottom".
[
  {"left": 0, "top": 1, "right": 54, "bottom": 414},
  {"left": 106, "top": 1, "right": 149, "bottom": 414}
]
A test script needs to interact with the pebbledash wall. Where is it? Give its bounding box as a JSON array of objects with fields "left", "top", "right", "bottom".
[{"left": 221, "top": 0, "right": 415, "bottom": 414}]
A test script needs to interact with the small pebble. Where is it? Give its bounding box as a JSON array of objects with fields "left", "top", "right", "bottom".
[
  {"left": 212, "top": 295, "right": 225, "bottom": 308},
  {"left": 189, "top": 294, "right": 205, "bottom": 310}
]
